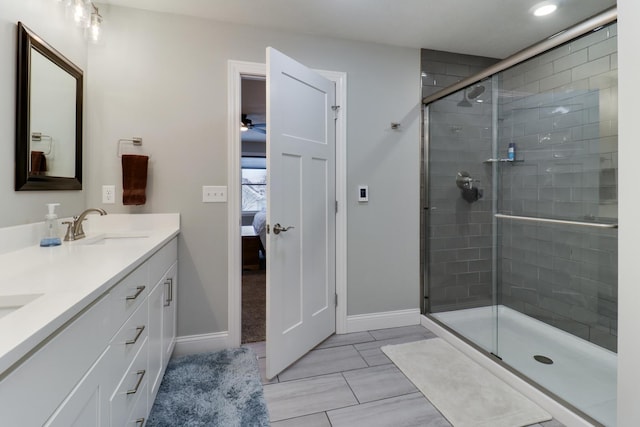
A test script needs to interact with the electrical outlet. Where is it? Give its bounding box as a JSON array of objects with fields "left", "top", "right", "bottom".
[
  {"left": 102, "top": 185, "right": 115, "bottom": 204},
  {"left": 202, "top": 186, "right": 227, "bottom": 203}
]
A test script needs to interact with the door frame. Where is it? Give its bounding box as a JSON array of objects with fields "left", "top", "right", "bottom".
[{"left": 227, "top": 60, "right": 348, "bottom": 347}]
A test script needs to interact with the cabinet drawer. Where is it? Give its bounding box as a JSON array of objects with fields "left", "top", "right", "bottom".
[
  {"left": 0, "top": 294, "right": 111, "bottom": 426},
  {"left": 126, "top": 381, "right": 148, "bottom": 427},
  {"left": 110, "top": 338, "right": 149, "bottom": 427},
  {"left": 148, "top": 238, "right": 177, "bottom": 286},
  {"left": 110, "top": 263, "right": 149, "bottom": 334},
  {"left": 109, "top": 295, "right": 149, "bottom": 387}
]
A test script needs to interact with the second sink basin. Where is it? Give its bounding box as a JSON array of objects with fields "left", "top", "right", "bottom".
[
  {"left": 0, "top": 293, "right": 44, "bottom": 319},
  {"left": 74, "top": 232, "right": 150, "bottom": 246}
]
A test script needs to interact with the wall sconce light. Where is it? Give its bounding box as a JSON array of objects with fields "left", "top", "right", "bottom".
[
  {"left": 57, "top": 0, "right": 103, "bottom": 42},
  {"left": 88, "top": 3, "right": 102, "bottom": 42},
  {"left": 69, "top": 0, "right": 91, "bottom": 27}
]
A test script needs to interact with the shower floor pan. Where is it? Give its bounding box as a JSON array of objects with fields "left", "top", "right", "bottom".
[{"left": 433, "top": 305, "right": 617, "bottom": 426}]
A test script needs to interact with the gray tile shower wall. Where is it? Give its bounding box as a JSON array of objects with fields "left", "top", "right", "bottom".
[
  {"left": 421, "top": 50, "right": 499, "bottom": 99},
  {"left": 498, "top": 24, "right": 618, "bottom": 352},
  {"left": 421, "top": 49, "right": 499, "bottom": 313},
  {"left": 423, "top": 23, "right": 618, "bottom": 353}
]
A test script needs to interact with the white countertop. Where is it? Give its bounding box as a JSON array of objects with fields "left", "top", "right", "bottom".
[{"left": 0, "top": 213, "right": 180, "bottom": 375}]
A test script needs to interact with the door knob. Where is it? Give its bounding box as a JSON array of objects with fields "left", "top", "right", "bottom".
[{"left": 273, "top": 223, "right": 295, "bottom": 235}]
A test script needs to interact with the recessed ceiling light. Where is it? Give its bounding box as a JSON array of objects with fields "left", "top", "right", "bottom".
[{"left": 531, "top": 2, "right": 558, "bottom": 17}]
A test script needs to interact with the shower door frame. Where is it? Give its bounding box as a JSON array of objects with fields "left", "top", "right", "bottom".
[{"left": 420, "top": 105, "right": 430, "bottom": 315}]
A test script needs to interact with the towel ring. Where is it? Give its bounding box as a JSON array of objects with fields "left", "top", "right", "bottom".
[
  {"left": 117, "top": 137, "right": 152, "bottom": 158},
  {"left": 31, "top": 132, "right": 53, "bottom": 156}
]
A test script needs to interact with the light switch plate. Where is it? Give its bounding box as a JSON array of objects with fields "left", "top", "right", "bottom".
[
  {"left": 203, "top": 185, "right": 227, "bottom": 203},
  {"left": 358, "top": 185, "right": 368, "bottom": 202},
  {"left": 102, "top": 185, "right": 115, "bottom": 204}
]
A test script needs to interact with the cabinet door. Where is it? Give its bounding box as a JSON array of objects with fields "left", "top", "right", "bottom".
[
  {"left": 0, "top": 294, "right": 111, "bottom": 426},
  {"left": 44, "top": 348, "right": 111, "bottom": 427},
  {"left": 162, "top": 262, "right": 177, "bottom": 360},
  {"left": 147, "top": 279, "right": 164, "bottom": 400}
]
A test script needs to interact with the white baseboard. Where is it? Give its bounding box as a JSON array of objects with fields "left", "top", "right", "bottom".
[
  {"left": 347, "top": 308, "right": 421, "bottom": 333},
  {"left": 420, "top": 315, "right": 594, "bottom": 427},
  {"left": 173, "top": 331, "right": 229, "bottom": 357}
]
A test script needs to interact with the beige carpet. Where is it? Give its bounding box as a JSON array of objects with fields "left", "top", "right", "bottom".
[{"left": 381, "top": 338, "right": 551, "bottom": 427}]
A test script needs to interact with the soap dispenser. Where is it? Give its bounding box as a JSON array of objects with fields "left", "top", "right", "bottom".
[{"left": 40, "top": 203, "right": 61, "bottom": 247}]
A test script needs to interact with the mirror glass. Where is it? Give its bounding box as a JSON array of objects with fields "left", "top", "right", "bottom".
[{"left": 16, "top": 22, "right": 83, "bottom": 190}]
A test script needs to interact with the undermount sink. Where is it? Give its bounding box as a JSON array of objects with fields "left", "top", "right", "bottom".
[
  {"left": 73, "top": 232, "right": 150, "bottom": 246},
  {"left": 0, "top": 293, "right": 44, "bottom": 319}
]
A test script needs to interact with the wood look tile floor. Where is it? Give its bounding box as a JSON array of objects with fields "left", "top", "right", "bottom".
[{"left": 243, "top": 325, "right": 566, "bottom": 427}]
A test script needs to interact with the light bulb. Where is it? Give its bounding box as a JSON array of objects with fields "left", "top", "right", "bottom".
[
  {"left": 71, "top": 0, "right": 91, "bottom": 27},
  {"left": 90, "top": 22, "right": 100, "bottom": 41},
  {"left": 89, "top": 10, "right": 102, "bottom": 42}
]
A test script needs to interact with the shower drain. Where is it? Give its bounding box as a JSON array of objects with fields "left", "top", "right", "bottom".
[{"left": 533, "top": 355, "right": 554, "bottom": 365}]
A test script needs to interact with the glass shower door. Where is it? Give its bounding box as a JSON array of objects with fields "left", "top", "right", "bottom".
[{"left": 424, "top": 78, "right": 499, "bottom": 355}]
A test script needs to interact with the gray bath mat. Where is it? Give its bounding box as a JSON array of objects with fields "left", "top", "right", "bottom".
[{"left": 382, "top": 338, "right": 551, "bottom": 427}]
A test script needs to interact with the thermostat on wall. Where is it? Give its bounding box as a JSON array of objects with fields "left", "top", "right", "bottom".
[{"left": 358, "top": 185, "right": 368, "bottom": 202}]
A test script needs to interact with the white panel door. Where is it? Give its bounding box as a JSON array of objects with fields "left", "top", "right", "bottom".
[{"left": 266, "top": 47, "right": 336, "bottom": 379}]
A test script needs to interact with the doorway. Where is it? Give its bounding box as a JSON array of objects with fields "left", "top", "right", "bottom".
[
  {"left": 240, "top": 77, "right": 267, "bottom": 344},
  {"left": 226, "top": 59, "right": 348, "bottom": 350}
]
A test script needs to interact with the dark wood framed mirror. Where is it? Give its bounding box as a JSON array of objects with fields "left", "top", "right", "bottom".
[{"left": 15, "top": 22, "right": 83, "bottom": 191}]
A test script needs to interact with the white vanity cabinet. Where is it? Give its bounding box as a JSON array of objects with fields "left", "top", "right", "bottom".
[
  {"left": 0, "top": 236, "right": 178, "bottom": 427},
  {"left": 147, "top": 238, "right": 178, "bottom": 410},
  {"left": 148, "top": 260, "right": 178, "bottom": 401}
]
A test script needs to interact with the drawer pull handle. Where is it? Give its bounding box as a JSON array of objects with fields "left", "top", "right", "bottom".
[
  {"left": 125, "top": 326, "right": 145, "bottom": 345},
  {"left": 135, "top": 418, "right": 145, "bottom": 426},
  {"left": 126, "top": 286, "right": 146, "bottom": 301},
  {"left": 164, "top": 278, "right": 173, "bottom": 307},
  {"left": 127, "top": 370, "right": 146, "bottom": 395}
]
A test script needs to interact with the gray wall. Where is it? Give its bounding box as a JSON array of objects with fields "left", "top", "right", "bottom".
[
  {"left": 86, "top": 5, "right": 421, "bottom": 336},
  {"left": 0, "top": 0, "right": 87, "bottom": 226},
  {"left": 422, "top": 50, "right": 499, "bottom": 312},
  {"left": 498, "top": 23, "right": 618, "bottom": 352}
]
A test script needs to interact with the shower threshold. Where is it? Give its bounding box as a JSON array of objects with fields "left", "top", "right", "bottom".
[{"left": 433, "top": 305, "right": 617, "bottom": 427}]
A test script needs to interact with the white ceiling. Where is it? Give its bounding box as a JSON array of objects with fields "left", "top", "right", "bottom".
[{"left": 102, "top": 0, "right": 616, "bottom": 58}]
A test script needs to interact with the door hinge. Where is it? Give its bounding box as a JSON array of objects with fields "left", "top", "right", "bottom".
[
  {"left": 331, "top": 105, "right": 340, "bottom": 120},
  {"left": 335, "top": 200, "right": 338, "bottom": 214},
  {"left": 266, "top": 224, "right": 270, "bottom": 234},
  {"left": 335, "top": 293, "right": 338, "bottom": 307}
]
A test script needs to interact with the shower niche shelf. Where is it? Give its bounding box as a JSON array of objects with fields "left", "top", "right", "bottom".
[{"left": 483, "top": 158, "right": 524, "bottom": 164}]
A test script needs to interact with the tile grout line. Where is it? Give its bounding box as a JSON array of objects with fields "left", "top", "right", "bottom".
[{"left": 339, "top": 371, "right": 362, "bottom": 405}]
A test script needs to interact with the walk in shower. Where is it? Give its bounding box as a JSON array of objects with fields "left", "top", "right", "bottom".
[{"left": 423, "top": 9, "right": 617, "bottom": 426}]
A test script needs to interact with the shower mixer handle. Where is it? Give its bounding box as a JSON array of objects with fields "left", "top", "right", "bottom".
[{"left": 456, "top": 171, "right": 479, "bottom": 190}]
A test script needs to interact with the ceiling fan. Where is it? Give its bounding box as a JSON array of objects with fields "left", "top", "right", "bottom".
[{"left": 241, "top": 114, "right": 266, "bottom": 134}]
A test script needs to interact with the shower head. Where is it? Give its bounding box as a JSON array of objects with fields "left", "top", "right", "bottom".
[
  {"left": 457, "top": 90, "right": 472, "bottom": 107},
  {"left": 467, "top": 85, "right": 486, "bottom": 100}
]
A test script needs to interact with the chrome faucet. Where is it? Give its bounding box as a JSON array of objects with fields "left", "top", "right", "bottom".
[{"left": 63, "top": 208, "right": 107, "bottom": 241}]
